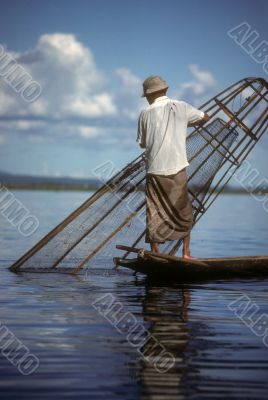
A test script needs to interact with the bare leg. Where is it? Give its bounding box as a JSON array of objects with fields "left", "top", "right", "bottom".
[
  {"left": 182, "top": 233, "right": 191, "bottom": 259},
  {"left": 150, "top": 242, "right": 160, "bottom": 253}
]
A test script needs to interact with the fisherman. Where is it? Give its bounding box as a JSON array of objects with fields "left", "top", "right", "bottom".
[{"left": 137, "top": 76, "right": 209, "bottom": 258}]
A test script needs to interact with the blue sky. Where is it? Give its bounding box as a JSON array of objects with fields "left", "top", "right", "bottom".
[{"left": 0, "top": 0, "right": 267, "bottom": 178}]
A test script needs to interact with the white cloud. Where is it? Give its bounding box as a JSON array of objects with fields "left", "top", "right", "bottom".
[
  {"left": 115, "top": 68, "right": 141, "bottom": 92},
  {"left": 115, "top": 68, "right": 145, "bottom": 120},
  {"left": 174, "top": 64, "right": 217, "bottom": 106},
  {"left": 0, "top": 89, "right": 15, "bottom": 115},
  {"left": 63, "top": 94, "right": 116, "bottom": 117},
  {"left": 183, "top": 64, "right": 216, "bottom": 93},
  {"left": 0, "top": 33, "right": 117, "bottom": 119},
  {"left": 16, "top": 120, "right": 46, "bottom": 130},
  {"left": 0, "top": 35, "right": 219, "bottom": 149},
  {"left": 78, "top": 126, "right": 102, "bottom": 138}
]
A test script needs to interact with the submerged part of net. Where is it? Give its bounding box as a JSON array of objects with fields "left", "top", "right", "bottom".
[{"left": 10, "top": 77, "right": 268, "bottom": 273}]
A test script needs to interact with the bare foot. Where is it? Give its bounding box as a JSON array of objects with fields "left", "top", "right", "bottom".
[{"left": 182, "top": 253, "right": 197, "bottom": 260}]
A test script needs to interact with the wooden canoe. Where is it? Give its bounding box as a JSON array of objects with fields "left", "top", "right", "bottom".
[{"left": 114, "top": 245, "right": 268, "bottom": 281}]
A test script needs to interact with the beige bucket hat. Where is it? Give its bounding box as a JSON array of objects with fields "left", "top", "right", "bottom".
[{"left": 142, "top": 75, "right": 169, "bottom": 97}]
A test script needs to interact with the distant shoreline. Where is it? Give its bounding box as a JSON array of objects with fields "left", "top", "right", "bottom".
[
  {"left": 1, "top": 183, "right": 100, "bottom": 192},
  {"left": 2, "top": 182, "right": 268, "bottom": 195},
  {"left": 1, "top": 170, "right": 268, "bottom": 195}
]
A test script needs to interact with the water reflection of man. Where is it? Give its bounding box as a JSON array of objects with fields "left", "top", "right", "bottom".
[{"left": 138, "top": 284, "right": 191, "bottom": 398}]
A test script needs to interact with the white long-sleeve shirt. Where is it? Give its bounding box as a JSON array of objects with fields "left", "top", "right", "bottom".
[{"left": 137, "top": 96, "right": 204, "bottom": 175}]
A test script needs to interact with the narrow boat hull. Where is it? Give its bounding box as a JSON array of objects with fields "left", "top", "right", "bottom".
[{"left": 114, "top": 253, "right": 268, "bottom": 281}]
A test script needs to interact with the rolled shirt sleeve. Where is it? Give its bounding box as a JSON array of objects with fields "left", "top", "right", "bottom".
[
  {"left": 137, "top": 111, "right": 146, "bottom": 148},
  {"left": 185, "top": 102, "right": 204, "bottom": 124}
]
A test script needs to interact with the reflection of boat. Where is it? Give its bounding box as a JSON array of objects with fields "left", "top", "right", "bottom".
[{"left": 114, "top": 245, "right": 268, "bottom": 281}]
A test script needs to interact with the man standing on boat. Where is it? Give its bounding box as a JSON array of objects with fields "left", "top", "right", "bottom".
[{"left": 137, "top": 76, "right": 209, "bottom": 258}]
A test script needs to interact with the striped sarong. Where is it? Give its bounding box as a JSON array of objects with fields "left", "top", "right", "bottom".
[{"left": 145, "top": 168, "right": 193, "bottom": 243}]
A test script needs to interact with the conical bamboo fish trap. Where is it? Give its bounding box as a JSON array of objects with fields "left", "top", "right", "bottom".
[{"left": 9, "top": 77, "right": 268, "bottom": 274}]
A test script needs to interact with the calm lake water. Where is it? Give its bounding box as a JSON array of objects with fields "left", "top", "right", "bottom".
[{"left": 0, "top": 190, "right": 268, "bottom": 399}]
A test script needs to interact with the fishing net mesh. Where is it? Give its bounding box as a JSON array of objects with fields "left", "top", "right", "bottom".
[{"left": 10, "top": 77, "right": 268, "bottom": 273}]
